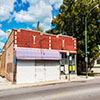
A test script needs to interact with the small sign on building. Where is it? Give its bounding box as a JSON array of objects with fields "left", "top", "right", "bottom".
[
  {"left": 65, "top": 65, "right": 69, "bottom": 74},
  {"left": 66, "top": 51, "right": 69, "bottom": 56}
]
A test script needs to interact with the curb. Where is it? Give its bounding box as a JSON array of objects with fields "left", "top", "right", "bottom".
[
  {"left": 0, "top": 77, "right": 95, "bottom": 91},
  {"left": 0, "top": 80, "right": 68, "bottom": 91}
]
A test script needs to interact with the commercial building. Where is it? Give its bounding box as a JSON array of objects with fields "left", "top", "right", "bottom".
[{"left": 0, "top": 29, "right": 76, "bottom": 84}]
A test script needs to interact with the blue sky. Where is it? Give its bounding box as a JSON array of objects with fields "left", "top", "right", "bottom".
[{"left": 0, "top": 0, "right": 63, "bottom": 51}]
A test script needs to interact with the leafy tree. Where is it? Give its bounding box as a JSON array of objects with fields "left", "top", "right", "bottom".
[{"left": 47, "top": 0, "right": 100, "bottom": 73}]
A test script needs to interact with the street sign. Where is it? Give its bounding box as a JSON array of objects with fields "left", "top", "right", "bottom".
[
  {"left": 69, "top": 56, "right": 72, "bottom": 61},
  {"left": 85, "top": 57, "right": 88, "bottom": 62},
  {"left": 66, "top": 51, "right": 69, "bottom": 56},
  {"left": 14, "top": 59, "right": 17, "bottom": 64},
  {"left": 98, "top": 19, "right": 100, "bottom": 22},
  {"left": 87, "top": 51, "right": 90, "bottom": 54}
]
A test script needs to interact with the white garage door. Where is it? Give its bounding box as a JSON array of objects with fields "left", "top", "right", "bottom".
[
  {"left": 35, "top": 61, "right": 45, "bottom": 82},
  {"left": 17, "top": 60, "right": 35, "bottom": 84},
  {"left": 17, "top": 60, "right": 60, "bottom": 84},
  {"left": 45, "top": 61, "right": 60, "bottom": 81}
]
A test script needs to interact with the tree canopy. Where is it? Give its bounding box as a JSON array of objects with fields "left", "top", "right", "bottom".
[{"left": 46, "top": 0, "right": 100, "bottom": 73}]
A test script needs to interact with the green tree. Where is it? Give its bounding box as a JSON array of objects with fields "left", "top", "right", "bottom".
[{"left": 47, "top": 0, "right": 100, "bottom": 73}]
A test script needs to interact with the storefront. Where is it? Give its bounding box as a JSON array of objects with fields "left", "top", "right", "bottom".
[
  {"left": 60, "top": 52, "right": 77, "bottom": 76},
  {"left": 0, "top": 29, "right": 77, "bottom": 84},
  {"left": 16, "top": 48, "right": 61, "bottom": 84}
]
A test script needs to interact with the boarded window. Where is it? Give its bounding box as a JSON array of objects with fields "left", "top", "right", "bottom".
[{"left": 7, "top": 63, "right": 13, "bottom": 73}]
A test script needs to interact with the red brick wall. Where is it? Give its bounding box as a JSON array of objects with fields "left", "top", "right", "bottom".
[{"left": 14, "top": 29, "right": 76, "bottom": 53}]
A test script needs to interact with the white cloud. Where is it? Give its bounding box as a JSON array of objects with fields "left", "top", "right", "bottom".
[
  {"left": 0, "top": 29, "right": 7, "bottom": 50},
  {"left": 22, "top": 0, "right": 63, "bottom": 9},
  {"left": 0, "top": 0, "right": 63, "bottom": 31},
  {"left": 14, "top": 10, "right": 34, "bottom": 23},
  {"left": 22, "top": 0, "right": 40, "bottom": 6},
  {"left": 0, "top": 24, "right": 2, "bottom": 27},
  {"left": 0, "top": 0, "right": 16, "bottom": 21},
  {"left": 0, "top": 29, "right": 6, "bottom": 36},
  {"left": 0, "top": 29, "right": 7, "bottom": 41},
  {"left": 0, "top": 42, "right": 4, "bottom": 50},
  {"left": 48, "top": 0, "right": 63, "bottom": 9},
  {"left": 14, "top": 0, "right": 62, "bottom": 31},
  {"left": 22, "top": 0, "right": 26, "bottom": 2}
]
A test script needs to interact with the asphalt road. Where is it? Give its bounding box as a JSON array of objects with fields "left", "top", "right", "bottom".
[{"left": 0, "top": 79, "right": 100, "bottom": 100}]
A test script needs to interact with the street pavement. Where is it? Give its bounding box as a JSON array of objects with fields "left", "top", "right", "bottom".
[
  {"left": 0, "top": 75, "right": 95, "bottom": 91},
  {"left": 0, "top": 77, "right": 100, "bottom": 100}
]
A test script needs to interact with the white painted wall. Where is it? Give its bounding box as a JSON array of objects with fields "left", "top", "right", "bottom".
[{"left": 92, "top": 68, "right": 100, "bottom": 73}]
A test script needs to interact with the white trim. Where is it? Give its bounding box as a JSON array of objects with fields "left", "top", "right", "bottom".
[
  {"left": 49, "top": 40, "right": 51, "bottom": 43},
  {"left": 15, "top": 40, "right": 17, "bottom": 44},
  {"left": 49, "top": 47, "right": 51, "bottom": 50},
  {"left": 62, "top": 40, "right": 64, "bottom": 48},
  {"left": 15, "top": 32, "right": 17, "bottom": 35},
  {"left": 49, "top": 36, "right": 51, "bottom": 39},
  {"left": 13, "top": 28, "right": 76, "bottom": 39},
  {"left": 74, "top": 44, "right": 76, "bottom": 46},
  {"left": 49, "top": 44, "right": 51, "bottom": 47},
  {"left": 15, "top": 36, "right": 17, "bottom": 39},
  {"left": 33, "top": 35, "right": 36, "bottom": 44},
  {"left": 14, "top": 44, "right": 17, "bottom": 48},
  {"left": 49, "top": 37, "right": 51, "bottom": 49},
  {"left": 56, "top": 35, "right": 59, "bottom": 38},
  {"left": 70, "top": 51, "right": 77, "bottom": 53}
]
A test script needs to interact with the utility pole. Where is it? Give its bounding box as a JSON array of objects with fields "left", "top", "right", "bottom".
[
  {"left": 85, "top": 4, "right": 99, "bottom": 79},
  {"left": 37, "top": 21, "right": 40, "bottom": 31}
]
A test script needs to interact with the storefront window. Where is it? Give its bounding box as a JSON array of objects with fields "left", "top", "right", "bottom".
[
  {"left": 61, "top": 53, "right": 76, "bottom": 74},
  {"left": 97, "top": 60, "right": 100, "bottom": 64},
  {"left": 61, "top": 53, "right": 68, "bottom": 65}
]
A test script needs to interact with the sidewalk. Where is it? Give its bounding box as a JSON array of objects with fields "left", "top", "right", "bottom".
[{"left": 0, "top": 76, "right": 96, "bottom": 91}]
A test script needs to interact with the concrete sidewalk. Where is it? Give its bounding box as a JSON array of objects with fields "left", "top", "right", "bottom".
[{"left": 0, "top": 76, "right": 96, "bottom": 91}]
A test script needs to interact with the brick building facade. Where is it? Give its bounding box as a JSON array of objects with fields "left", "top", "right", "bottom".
[{"left": 0, "top": 29, "right": 76, "bottom": 84}]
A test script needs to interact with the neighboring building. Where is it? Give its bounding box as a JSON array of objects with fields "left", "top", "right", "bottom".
[
  {"left": 0, "top": 29, "right": 76, "bottom": 84},
  {"left": 93, "top": 56, "right": 100, "bottom": 73}
]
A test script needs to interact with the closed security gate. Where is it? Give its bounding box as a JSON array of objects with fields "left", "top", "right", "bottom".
[
  {"left": 17, "top": 60, "right": 35, "bottom": 84},
  {"left": 35, "top": 61, "right": 45, "bottom": 82},
  {"left": 35, "top": 61, "right": 60, "bottom": 82},
  {"left": 17, "top": 60, "right": 60, "bottom": 84},
  {"left": 45, "top": 61, "right": 60, "bottom": 81}
]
